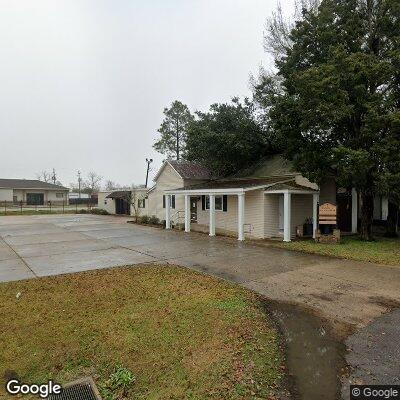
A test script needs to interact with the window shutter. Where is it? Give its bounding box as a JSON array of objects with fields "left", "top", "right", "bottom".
[
  {"left": 171, "top": 195, "right": 176, "bottom": 209},
  {"left": 163, "top": 195, "right": 165, "bottom": 208},
  {"left": 143, "top": 199, "right": 146, "bottom": 208},
  {"left": 202, "top": 195, "right": 205, "bottom": 210},
  {"left": 223, "top": 195, "right": 228, "bottom": 212}
]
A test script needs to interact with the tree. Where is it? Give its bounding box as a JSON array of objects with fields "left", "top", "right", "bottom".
[
  {"left": 121, "top": 187, "right": 146, "bottom": 222},
  {"left": 186, "top": 98, "right": 271, "bottom": 177},
  {"left": 255, "top": 0, "right": 400, "bottom": 240},
  {"left": 83, "top": 172, "right": 103, "bottom": 195},
  {"left": 36, "top": 171, "right": 51, "bottom": 183},
  {"left": 153, "top": 101, "right": 194, "bottom": 160},
  {"left": 104, "top": 180, "right": 119, "bottom": 191}
]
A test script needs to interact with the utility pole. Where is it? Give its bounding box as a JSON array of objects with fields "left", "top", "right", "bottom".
[
  {"left": 77, "top": 171, "right": 82, "bottom": 199},
  {"left": 145, "top": 158, "right": 153, "bottom": 188},
  {"left": 52, "top": 168, "right": 57, "bottom": 185}
]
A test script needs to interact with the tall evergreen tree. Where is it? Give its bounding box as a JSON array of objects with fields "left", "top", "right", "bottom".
[
  {"left": 255, "top": 0, "right": 400, "bottom": 240},
  {"left": 186, "top": 98, "right": 271, "bottom": 177},
  {"left": 153, "top": 101, "right": 193, "bottom": 160}
]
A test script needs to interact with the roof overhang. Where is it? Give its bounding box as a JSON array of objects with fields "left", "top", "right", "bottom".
[
  {"left": 0, "top": 187, "right": 69, "bottom": 191},
  {"left": 264, "top": 189, "right": 319, "bottom": 195}
]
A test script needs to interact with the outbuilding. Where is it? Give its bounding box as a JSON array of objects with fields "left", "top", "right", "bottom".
[{"left": 0, "top": 179, "right": 69, "bottom": 205}]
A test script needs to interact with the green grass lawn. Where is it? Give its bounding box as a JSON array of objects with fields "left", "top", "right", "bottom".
[
  {"left": 0, "top": 266, "right": 284, "bottom": 399},
  {"left": 273, "top": 236, "right": 400, "bottom": 266}
]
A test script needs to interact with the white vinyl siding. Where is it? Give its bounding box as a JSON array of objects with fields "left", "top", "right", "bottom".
[
  {"left": 196, "top": 190, "right": 265, "bottom": 239},
  {"left": 264, "top": 194, "right": 280, "bottom": 238}
]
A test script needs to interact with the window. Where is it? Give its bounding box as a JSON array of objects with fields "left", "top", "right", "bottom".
[
  {"left": 138, "top": 198, "right": 146, "bottom": 208},
  {"left": 56, "top": 193, "right": 64, "bottom": 198},
  {"left": 13, "top": 196, "right": 17, "bottom": 204},
  {"left": 163, "top": 195, "right": 175, "bottom": 209},
  {"left": 203, "top": 195, "right": 227, "bottom": 212}
]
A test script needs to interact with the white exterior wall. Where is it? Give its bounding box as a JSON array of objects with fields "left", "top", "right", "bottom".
[
  {"left": 147, "top": 164, "right": 185, "bottom": 221},
  {"left": 98, "top": 191, "right": 116, "bottom": 214},
  {"left": 264, "top": 194, "right": 280, "bottom": 238},
  {"left": 196, "top": 195, "right": 238, "bottom": 235},
  {"left": 0, "top": 189, "right": 13, "bottom": 201},
  {"left": 46, "top": 190, "right": 69, "bottom": 203},
  {"left": 6, "top": 189, "right": 68, "bottom": 204},
  {"left": 290, "top": 194, "right": 314, "bottom": 239},
  {"left": 194, "top": 190, "right": 265, "bottom": 239}
]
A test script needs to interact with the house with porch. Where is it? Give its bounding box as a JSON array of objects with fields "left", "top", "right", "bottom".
[
  {"left": 98, "top": 156, "right": 388, "bottom": 241},
  {"left": 159, "top": 155, "right": 360, "bottom": 242}
]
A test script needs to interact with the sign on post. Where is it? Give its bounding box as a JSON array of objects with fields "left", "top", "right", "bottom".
[{"left": 319, "top": 203, "right": 337, "bottom": 225}]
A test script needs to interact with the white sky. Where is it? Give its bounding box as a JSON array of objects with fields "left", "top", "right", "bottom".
[{"left": 0, "top": 0, "right": 295, "bottom": 188}]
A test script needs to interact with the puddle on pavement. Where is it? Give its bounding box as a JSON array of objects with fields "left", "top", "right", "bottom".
[{"left": 266, "top": 301, "right": 345, "bottom": 400}]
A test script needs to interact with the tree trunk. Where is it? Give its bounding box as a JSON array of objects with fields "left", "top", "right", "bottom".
[
  {"left": 359, "top": 192, "right": 374, "bottom": 241},
  {"left": 385, "top": 201, "right": 399, "bottom": 238}
]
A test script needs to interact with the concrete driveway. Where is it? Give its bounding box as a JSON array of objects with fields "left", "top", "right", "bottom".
[
  {"left": 1, "top": 214, "right": 400, "bottom": 330},
  {"left": 2, "top": 214, "right": 400, "bottom": 393}
]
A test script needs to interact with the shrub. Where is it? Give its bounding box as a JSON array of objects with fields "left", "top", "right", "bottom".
[
  {"left": 149, "top": 215, "right": 160, "bottom": 225},
  {"left": 139, "top": 215, "right": 150, "bottom": 224},
  {"left": 78, "top": 209, "right": 88, "bottom": 214},
  {"left": 90, "top": 208, "right": 109, "bottom": 215}
]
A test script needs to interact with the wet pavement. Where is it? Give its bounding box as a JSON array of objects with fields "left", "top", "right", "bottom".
[{"left": 1, "top": 214, "right": 399, "bottom": 400}]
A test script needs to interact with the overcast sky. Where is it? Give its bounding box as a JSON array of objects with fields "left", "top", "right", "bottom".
[{"left": 0, "top": 0, "right": 295, "bottom": 188}]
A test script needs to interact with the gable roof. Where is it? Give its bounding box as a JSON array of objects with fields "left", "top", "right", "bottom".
[
  {"left": 154, "top": 160, "right": 212, "bottom": 181},
  {"left": 0, "top": 179, "right": 68, "bottom": 190}
]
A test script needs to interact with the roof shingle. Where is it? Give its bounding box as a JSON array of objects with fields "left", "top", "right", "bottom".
[
  {"left": 168, "top": 161, "right": 212, "bottom": 180},
  {"left": 0, "top": 179, "right": 68, "bottom": 190}
]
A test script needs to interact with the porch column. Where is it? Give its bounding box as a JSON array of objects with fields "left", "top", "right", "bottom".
[
  {"left": 165, "top": 194, "right": 171, "bottom": 229},
  {"left": 312, "top": 193, "right": 319, "bottom": 239},
  {"left": 283, "top": 191, "right": 292, "bottom": 242},
  {"left": 238, "top": 193, "right": 245, "bottom": 241},
  {"left": 184, "top": 195, "right": 190, "bottom": 233},
  {"left": 351, "top": 188, "right": 358, "bottom": 233},
  {"left": 209, "top": 194, "right": 216, "bottom": 236}
]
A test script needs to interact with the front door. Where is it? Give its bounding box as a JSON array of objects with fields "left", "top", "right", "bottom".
[{"left": 190, "top": 197, "right": 197, "bottom": 223}]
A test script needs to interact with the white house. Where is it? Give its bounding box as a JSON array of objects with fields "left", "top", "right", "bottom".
[
  {"left": 0, "top": 179, "right": 69, "bottom": 205},
  {"left": 97, "top": 156, "right": 389, "bottom": 242}
]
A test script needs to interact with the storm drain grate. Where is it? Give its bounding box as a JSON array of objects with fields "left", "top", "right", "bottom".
[{"left": 47, "top": 377, "right": 102, "bottom": 400}]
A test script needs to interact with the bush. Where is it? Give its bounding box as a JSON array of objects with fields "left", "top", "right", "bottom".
[
  {"left": 139, "top": 215, "right": 150, "bottom": 224},
  {"left": 149, "top": 215, "right": 160, "bottom": 225},
  {"left": 90, "top": 208, "right": 109, "bottom": 215},
  {"left": 78, "top": 209, "right": 88, "bottom": 214}
]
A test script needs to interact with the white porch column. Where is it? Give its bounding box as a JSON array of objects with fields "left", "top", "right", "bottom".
[
  {"left": 165, "top": 194, "right": 171, "bottom": 229},
  {"left": 184, "top": 195, "right": 190, "bottom": 233},
  {"left": 313, "top": 193, "right": 319, "bottom": 239},
  {"left": 351, "top": 188, "right": 358, "bottom": 233},
  {"left": 283, "top": 191, "right": 292, "bottom": 242},
  {"left": 209, "top": 194, "right": 216, "bottom": 236},
  {"left": 238, "top": 193, "right": 245, "bottom": 241}
]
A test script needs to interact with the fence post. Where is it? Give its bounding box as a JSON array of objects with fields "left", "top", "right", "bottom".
[
  {"left": 20, "top": 200, "right": 23, "bottom": 214},
  {"left": 75, "top": 202, "right": 78, "bottom": 214}
]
